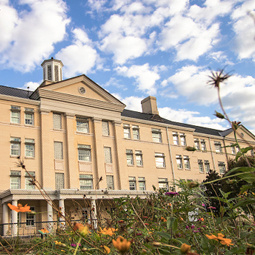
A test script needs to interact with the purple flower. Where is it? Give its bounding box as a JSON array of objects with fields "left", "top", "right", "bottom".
[
  {"left": 136, "top": 233, "right": 142, "bottom": 236},
  {"left": 201, "top": 225, "right": 206, "bottom": 228},
  {"left": 193, "top": 230, "right": 200, "bottom": 233},
  {"left": 165, "top": 192, "right": 179, "bottom": 196},
  {"left": 208, "top": 206, "right": 216, "bottom": 210},
  {"left": 186, "top": 226, "right": 189, "bottom": 229},
  {"left": 191, "top": 225, "right": 195, "bottom": 229},
  {"left": 202, "top": 203, "right": 205, "bottom": 207}
]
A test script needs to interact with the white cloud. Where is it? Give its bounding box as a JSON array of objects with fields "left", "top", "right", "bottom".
[
  {"left": 56, "top": 28, "right": 98, "bottom": 77},
  {"left": 115, "top": 64, "right": 160, "bottom": 94},
  {"left": 0, "top": 0, "right": 70, "bottom": 72},
  {"left": 231, "top": 0, "right": 255, "bottom": 60},
  {"left": 22, "top": 81, "right": 40, "bottom": 91},
  {"left": 159, "top": 106, "right": 226, "bottom": 130},
  {"left": 122, "top": 96, "right": 144, "bottom": 111}
]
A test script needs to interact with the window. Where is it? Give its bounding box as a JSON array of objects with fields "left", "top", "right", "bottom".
[
  {"left": 204, "top": 160, "right": 210, "bottom": 174},
  {"left": 55, "top": 173, "right": 64, "bottom": 190},
  {"left": 176, "top": 155, "right": 183, "bottom": 169},
  {"left": 158, "top": 178, "right": 168, "bottom": 190},
  {"left": 123, "top": 124, "right": 131, "bottom": 139},
  {"left": 53, "top": 113, "right": 62, "bottom": 129},
  {"left": 102, "top": 121, "right": 110, "bottom": 136},
  {"left": 25, "top": 108, "right": 34, "bottom": 125},
  {"left": 215, "top": 142, "right": 222, "bottom": 153},
  {"left": 231, "top": 143, "right": 236, "bottom": 154},
  {"left": 155, "top": 153, "right": 165, "bottom": 168},
  {"left": 54, "top": 65, "right": 59, "bottom": 81},
  {"left": 132, "top": 125, "right": 140, "bottom": 140},
  {"left": 138, "top": 177, "right": 146, "bottom": 190},
  {"left": 47, "top": 65, "right": 52, "bottom": 80},
  {"left": 198, "top": 160, "right": 204, "bottom": 173},
  {"left": 76, "top": 117, "right": 89, "bottom": 133},
  {"left": 26, "top": 206, "right": 35, "bottom": 226},
  {"left": 25, "top": 139, "right": 35, "bottom": 158},
  {"left": 80, "top": 174, "right": 93, "bottom": 189},
  {"left": 172, "top": 132, "right": 179, "bottom": 145},
  {"left": 129, "top": 176, "right": 136, "bottom": 190},
  {"left": 152, "top": 129, "right": 162, "bottom": 143},
  {"left": 183, "top": 156, "right": 190, "bottom": 170},
  {"left": 104, "top": 147, "right": 112, "bottom": 164},
  {"left": 106, "top": 175, "right": 114, "bottom": 190},
  {"left": 10, "top": 137, "right": 21, "bottom": 156},
  {"left": 218, "top": 162, "right": 226, "bottom": 174},
  {"left": 194, "top": 139, "right": 200, "bottom": 150},
  {"left": 10, "top": 106, "right": 20, "bottom": 124},
  {"left": 126, "top": 149, "right": 134, "bottom": 166},
  {"left": 54, "top": 141, "right": 63, "bottom": 160},
  {"left": 180, "top": 133, "right": 186, "bottom": 146},
  {"left": 10, "top": 171, "right": 21, "bottom": 189},
  {"left": 78, "top": 145, "right": 91, "bottom": 161},
  {"left": 201, "top": 139, "right": 206, "bottom": 151},
  {"left": 135, "top": 150, "right": 143, "bottom": 166},
  {"left": 25, "top": 171, "right": 35, "bottom": 190}
]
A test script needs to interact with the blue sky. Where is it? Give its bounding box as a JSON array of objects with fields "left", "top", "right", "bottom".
[{"left": 1, "top": 0, "right": 255, "bottom": 133}]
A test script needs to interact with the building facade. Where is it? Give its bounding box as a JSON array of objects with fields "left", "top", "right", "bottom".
[{"left": 0, "top": 58, "right": 254, "bottom": 236}]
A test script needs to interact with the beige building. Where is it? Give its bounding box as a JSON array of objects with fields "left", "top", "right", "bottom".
[{"left": 0, "top": 58, "right": 254, "bottom": 236}]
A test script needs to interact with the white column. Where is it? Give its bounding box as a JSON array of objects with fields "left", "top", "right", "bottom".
[
  {"left": 2, "top": 203, "right": 8, "bottom": 236},
  {"left": 47, "top": 202, "right": 54, "bottom": 232},
  {"left": 11, "top": 200, "right": 18, "bottom": 236},
  {"left": 59, "top": 199, "right": 65, "bottom": 226},
  {"left": 91, "top": 199, "right": 97, "bottom": 229}
]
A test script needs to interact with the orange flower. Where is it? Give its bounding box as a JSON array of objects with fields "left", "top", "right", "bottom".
[
  {"left": 98, "top": 227, "right": 117, "bottom": 236},
  {"left": 180, "top": 243, "right": 191, "bottom": 253},
  {"left": 73, "top": 222, "right": 89, "bottom": 236},
  {"left": 206, "top": 233, "right": 233, "bottom": 246},
  {"left": 112, "top": 236, "right": 131, "bottom": 254},
  {"left": 102, "top": 245, "right": 110, "bottom": 254},
  {"left": 161, "top": 216, "right": 167, "bottom": 222},
  {"left": 206, "top": 234, "right": 218, "bottom": 240},
  {"left": 39, "top": 228, "right": 49, "bottom": 234},
  {"left": 8, "top": 203, "right": 31, "bottom": 213}
]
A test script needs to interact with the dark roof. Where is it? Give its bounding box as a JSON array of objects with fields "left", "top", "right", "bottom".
[
  {"left": 122, "top": 109, "right": 223, "bottom": 136},
  {"left": 0, "top": 85, "right": 33, "bottom": 99}
]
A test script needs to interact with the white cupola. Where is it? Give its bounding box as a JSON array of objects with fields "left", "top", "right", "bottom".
[{"left": 41, "top": 57, "right": 63, "bottom": 82}]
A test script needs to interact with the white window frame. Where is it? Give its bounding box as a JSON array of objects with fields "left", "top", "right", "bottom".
[
  {"left": 132, "top": 125, "right": 140, "bottom": 140},
  {"left": 158, "top": 178, "right": 168, "bottom": 190},
  {"left": 201, "top": 139, "right": 206, "bottom": 151},
  {"left": 152, "top": 129, "right": 162, "bottom": 143},
  {"left": 172, "top": 132, "right": 179, "bottom": 145},
  {"left": 10, "top": 171, "right": 21, "bottom": 189},
  {"left": 55, "top": 173, "right": 65, "bottom": 190},
  {"left": 26, "top": 206, "right": 35, "bottom": 226},
  {"left": 24, "top": 108, "right": 34, "bottom": 125},
  {"left": 180, "top": 133, "right": 186, "bottom": 146},
  {"left": 204, "top": 160, "right": 210, "bottom": 173},
  {"left": 106, "top": 175, "right": 114, "bottom": 190},
  {"left": 10, "top": 106, "right": 20, "bottom": 124},
  {"left": 53, "top": 113, "right": 62, "bottom": 130},
  {"left": 138, "top": 177, "right": 146, "bottom": 190},
  {"left": 194, "top": 139, "right": 200, "bottom": 150},
  {"left": 102, "top": 121, "right": 110, "bottom": 136},
  {"left": 176, "top": 155, "right": 183, "bottom": 169},
  {"left": 135, "top": 150, "right": 143, "bottom": 166},
  {"left": 79, "top": 174, "right": 93, "bottom": 190},
  {"left": 76, "top": 117, "right": 89, "bottom": 133},
  {"left": 25, "top": 139, "right": 35, "bottom": 158},
  {"left": 155, "top": 152, "right": 165, "bottom": 168},
  {"left": 126, "top": 149, "right": 134, "bottom": 166},
  {"left": 54, "top": 141, "right": 63, "bottom": 160},
  {"left": 218, "top": 162, "right": 226, "bottom": 174},
  {"left": 129, "top": 176, "right": 136, "bottom": 190},
  {"left": 78, "top": 145, "right": 91, "bottom": 162},
  {"left": 104, "top": 147, "right": 112, "bottom": 164},
  {"left": 184, "top": 156, "right": 190, "bottom": 170},
  {"left": 215, "top": 142, "right": 222, "bottom": 153},
  {"left": 198, "top": 160, "right": 204, "bottom": 173},
  {"left": 25, "top": 171, "right": 35, "bottom": 190},
  {"left": 10, "top": 137, "right": 21, "bottom": 156},
  {"left": 123, "top": 124, "right": 131, "bottom": 139}
]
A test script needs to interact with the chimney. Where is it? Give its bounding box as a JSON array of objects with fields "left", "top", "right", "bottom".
[
  {"left": 141, "top": 96, "right": 159, "bottom": 115},
  {"left": 41, "top": 57, "right": 63, "bottom": 82}
]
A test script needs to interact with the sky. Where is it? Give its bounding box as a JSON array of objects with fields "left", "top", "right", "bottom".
[{"left": 0, "top": 0, "right": 255, "bottom": 134}]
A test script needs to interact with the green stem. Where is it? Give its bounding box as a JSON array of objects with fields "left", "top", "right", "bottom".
[{"left": 73, "top": 237, "right": 82, "bottom": 255}]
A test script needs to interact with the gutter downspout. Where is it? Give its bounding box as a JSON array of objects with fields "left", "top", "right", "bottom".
[
  {"left": 208, "top": 137, "right": 216, "bottom": 170},
  {"left": 166, "top": 127, "right": 175, "bottom": 188}
]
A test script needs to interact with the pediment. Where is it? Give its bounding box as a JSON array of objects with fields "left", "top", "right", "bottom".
[
  {"left": 223, "top": 125, "right": 255, "bottom": 142},
  {"left": 37, "top": 75, "right": 124, "bottom": 106}
]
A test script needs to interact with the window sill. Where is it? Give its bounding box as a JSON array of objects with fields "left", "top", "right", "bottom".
[
  {"left": 185, "top": 168, "right": 191, "bottom": 171},
  {"left": 156, "top": 167, "right": 166, "bottom": 169},
  {"left": 25, "top": 157, "right": 35, "bottom": 159},
  {"left": 137, "top": 165, "right": 143, "bottom": 168},
  {"left": 177, "top": 168, "right": 183, "bottom": 170},
  {"left": 76, "top": 131, "right": 90, "bottom": 134},
  {"left": 127, "top": 165, "right": 134, "bottom": 167},
  {"left": 10, "top": 155, "right": 20, "bottom": 158}
]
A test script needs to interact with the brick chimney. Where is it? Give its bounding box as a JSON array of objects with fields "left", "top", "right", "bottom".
[{"left": 141, "top": 96, "right": 159, "bottom": 115}]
